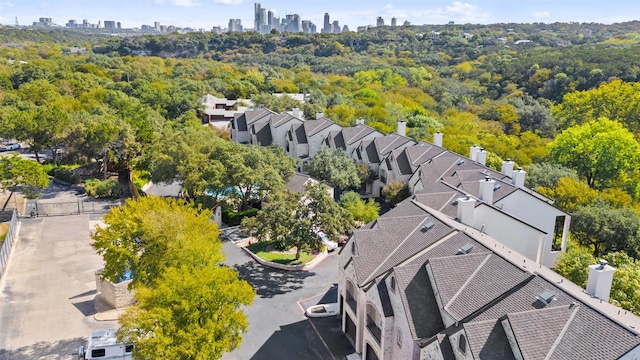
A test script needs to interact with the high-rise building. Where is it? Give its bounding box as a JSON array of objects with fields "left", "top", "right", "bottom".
[
  {"left": 391, "top": 17, "right": 397, "bottom": 26},
  {"left": 403, "top": 20, "right": 411, "bottom": 26},
  {"left": 228, "top": 18, "right": 242, "bottom": 32},
  {"left": 342, "top": 25, "right": 349, "bottom": 33},
  {"left": 104, "top": 20, "right": 116, "bottom": 30},
  {"left": 332, "top": 20, "right": 340, "bottom": 33},
  {"left": 323, "top": 13, "right": 331, "bottom": 33},
  {"left": 66, "top": 19, "right": 77, "bottom": 28},
  {"left": 254, "top": 3, "right": 262, "bottom": 31},
  {"left": 376, "top": 16, "right": 384, "bottom": 27},
  {"left": 117, "top": 22, "right": 121, "bottom": 29},
  {"left": 154, "top": 21, "right": 160, "bottom": 31}
]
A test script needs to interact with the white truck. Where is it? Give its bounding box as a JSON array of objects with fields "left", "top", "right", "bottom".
[{"left": 77, "top": 329, "right": 133, "bottom": 360}]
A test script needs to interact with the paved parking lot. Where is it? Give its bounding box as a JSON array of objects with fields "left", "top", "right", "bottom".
[
  {"left": 222, "top": 239, "right": 354, "bottom": 360},
  {"left": 0, "top": 214, "right": 118, "bottom": 360}
]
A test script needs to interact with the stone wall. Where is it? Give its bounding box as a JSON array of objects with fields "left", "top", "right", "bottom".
[{"left": 95, "top": 270, "right": 135, "bottom": 309}]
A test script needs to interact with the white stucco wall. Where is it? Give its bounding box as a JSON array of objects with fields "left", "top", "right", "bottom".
[
  {"left": 495, "top": 191, "right": 570, "bottom": 268},
  {"left": 308, "top": 124, "right": 343, "bottom": 158},
  {"left": 472, "top": 205, "right": 545, "bottom": 264},
  {"left": 420, "top": 341, "right": 445, "bottom": 360},
  {"left": 272, "top": 120, "right": 301, "bottom": 150},
  {"left": 501, "top": 319, "right": 524, "bottom": 360}
]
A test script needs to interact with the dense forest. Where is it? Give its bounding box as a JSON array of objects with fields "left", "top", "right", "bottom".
[{"left": 2, "top": 22, "right": 640, "bottom": 312}]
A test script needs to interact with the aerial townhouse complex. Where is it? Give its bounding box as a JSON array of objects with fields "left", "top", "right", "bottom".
[{"left": 230, "top": 107, "right": 640, "bottom": 359}]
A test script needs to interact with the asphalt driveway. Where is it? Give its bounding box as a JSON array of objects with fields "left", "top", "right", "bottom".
[{"left": 222, "top": 240, "right": 354, "bottom": 360}]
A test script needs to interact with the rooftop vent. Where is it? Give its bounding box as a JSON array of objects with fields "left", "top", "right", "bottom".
[
  {"left": 457, "top": 160, "right": 465, "bottom": 165},
  {"left": 536, "top": 290, "right": 556, "bottom": 306},
  {"left": 598, "top": 259, "right": 608, "bottom": 269},
  {"left": 457, "top": 243, "right": 474, "bottom": 255},
  {"left": 494, "top": 184, "right": 502, "bottom": 191},
  {"left": 422, "top": 221, "right": 435, "bottom": 232},
  {"left": 452, "top": 200, "right": 459, "bottom": 206}
]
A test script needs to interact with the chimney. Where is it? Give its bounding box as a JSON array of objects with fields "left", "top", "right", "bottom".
[
  {"left": 469, "top": 145, "right": 480, "bottom": 161},
  {"left": 476, "top": 149, "right": 487, "bottom": 166},
  {"left": 316, "top": 112, "right": 324, "bottom": 120},
  {"left": 433, "top": 132, "right": 443, "bottom": 147},
  {"left": 512, "top": 169, "right": 526, "bottom": 188},
  {"left": 502, "top": 159, "right": 515, "bottom": 176},
  {"left": 292, "top": 107, "right": 300, "bottom": 118},
  {"left": 478, "top": 176, "right": 495, "bottom": 204},
  {"left": 456, "top": 196, "right": 476, "bottom": 226},
  {"left": 586, "top": 260, "right": 616, "bottom": 302},
  {"left": 397, "top": 121, "right": 407, "bottom": 137},
  {"left": 356, "top": 118, "right": 365, "bottom": 125}
]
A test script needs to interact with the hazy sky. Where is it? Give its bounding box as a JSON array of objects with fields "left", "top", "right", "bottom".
[{"left": 1, "top": 0, "right": 639, "bottom": 30}]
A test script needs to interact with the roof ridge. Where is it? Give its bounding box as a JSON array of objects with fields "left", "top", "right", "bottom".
[
  {"left": 444, "top": 253, "right": 492, "bottom": 309},
  {"left": 362, "top": 217, "right": 434, "bottom": 284},
  {"left": 544, "top": 306, "right": 580, "bottom": 360}
]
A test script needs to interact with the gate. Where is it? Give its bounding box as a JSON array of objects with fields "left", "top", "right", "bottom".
[{"left": 31, "top": 199, "right": 123, "bottom": 217}]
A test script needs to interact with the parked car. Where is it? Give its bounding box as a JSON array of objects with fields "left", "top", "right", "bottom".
[
  {"left": 317, "top": 231, "right": 338, "bottom": 252},
  {"left": 305, "top": 303, "right": 338, "bottom": 318},
  {"left": 0, "top": 142, "right": 21, "bottom": 151}
]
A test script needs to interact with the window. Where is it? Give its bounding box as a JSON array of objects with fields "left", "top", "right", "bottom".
[
  {"left": 351, "top": 242, "right": 356, "bottom": 255},
  {"left": 396, "top": 329, "right": 403, "bottom": 347},
  {"left": 390, "top": 277, "right": 396, "bottom": 293},
  {"left": 125, "top": 345, "right": 134, "bottom": 353},
  {"left": 458, "top": 334, "right": 467, "bottom": 354},
  {"left": 91, "top": 348, "right": 106, "bottom": 357},
  {"left": 552, "top": 215, "right": 565, "bottom": 251}
]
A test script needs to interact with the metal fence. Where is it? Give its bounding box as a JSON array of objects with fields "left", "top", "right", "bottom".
[
  {"left": 29, "top": 200, "right": 124, "bottom": 217},
  {"left": 0, "top": 209, "right": 18, "bottom": 278}
]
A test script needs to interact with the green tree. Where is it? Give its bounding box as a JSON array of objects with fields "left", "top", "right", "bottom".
[
  {"left": 118, "top": 263, "right": 254, "bottom": 360},
  {"left": 571, "top": 202, "right": 640, "bottom": 258},
  {"left": 536, "top": 177, "right": 598, "bottom": 212},
  {"left": 0, "top": 155, "right": 50, "bottom": 199},
  {"left": 340, "top": 191, "right": 380, "bottom": 224},
  {"left": 553, "top": 242, "right": 596, "bottom": 288},
  {"left": 524, "top": 162, "right": 578, "bottom": 189},
  {"left": 382, "top": 180, "right": 410, "bottom": 205},
  {"left": 92, "top": 197, "right": 224, "bottom": 287},
  {"left": 243, "top": 182, "right": 352, "bottom": 259},
  {"left": 548, "top": 118, "right": 640, "bottom": 189},
  {"left": 308, "top": 148, "right": 360, "bottom": 189}
]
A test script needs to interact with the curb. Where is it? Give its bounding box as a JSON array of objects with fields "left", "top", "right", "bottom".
[{"left": 238, "top": 243, "right": 329, "bottom": 271}]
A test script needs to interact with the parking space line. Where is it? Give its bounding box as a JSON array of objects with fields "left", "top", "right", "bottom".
[{"left": 296, "top": 284, "right": 339, "bottom": 360}]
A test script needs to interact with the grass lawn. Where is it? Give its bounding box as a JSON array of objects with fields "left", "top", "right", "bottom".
[{"left": 247, "top": 241, "right": 318, "bottom": 265}]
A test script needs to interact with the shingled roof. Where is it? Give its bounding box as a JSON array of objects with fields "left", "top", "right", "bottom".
[{"left": 345, "top": 199, "right": 640, "bottom": 359}]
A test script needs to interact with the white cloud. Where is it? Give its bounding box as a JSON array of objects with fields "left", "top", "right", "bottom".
[
  {"left": 212, "top": 0, "right": 243, "bottom": 4},
  {"left": 532, "top": 11, "right": 550, "bottom": 19},
  {"left": 169, "top": 0, "right": 200, "bottom": 7}
]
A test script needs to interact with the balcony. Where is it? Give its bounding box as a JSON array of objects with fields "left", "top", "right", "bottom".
[{"left": 367, "top": 315, "right": 382, "bottom": 344}]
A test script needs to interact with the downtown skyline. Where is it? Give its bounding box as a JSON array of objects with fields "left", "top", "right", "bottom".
[{"left": 1, "top": 0, "right": 640, "bottom": 31}]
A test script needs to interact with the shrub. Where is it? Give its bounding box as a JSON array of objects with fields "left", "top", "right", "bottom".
[
  {"left": 46, "top": 166, "right": 81, "bottom": 184},
  {"left": 85, "top": 178, "right": 123, "bottom": 198},
  {"left": 222, "top": 207, "right": 258, "bottom": 226}
]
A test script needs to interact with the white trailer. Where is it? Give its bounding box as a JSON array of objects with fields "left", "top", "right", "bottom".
[{"left": 77, "top": 329, "right": 133, "bottom": 360}]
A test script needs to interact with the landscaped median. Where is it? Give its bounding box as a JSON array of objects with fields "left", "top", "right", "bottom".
[{"left": 237, "top": 239, "right": 329, "bottom": 271}]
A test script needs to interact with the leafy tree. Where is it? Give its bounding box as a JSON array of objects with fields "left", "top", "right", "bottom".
[
  {"left": 553, "top": 242, "right": 596, "bottom": 288},
  {"left": 340, "top": 191, "right": 380, "bottom": 224},
  {"left": 242, "top": 182, "right": 352, "bottom": 259},
  {"left": 0, "top": 155, "right": 50, "bottom": 199},
  {"left": 570, "top": 202, "right": 640, "bottom": 258},
  {"left": 553, "top": 80, "right": 640, "bottom": 133},
  {"left": 548, "top": 118, "right": 640, "bottom": 189},
  {"left": 308, "top": 148, "right": 360, "bottom": 189},
  {"left": 524, "top": 162, "right": 578, "bottom": 189},
  {"left": 118, "top": 264, "right": 254, "bottom": 360},
  {"left": 92, "top": 197, "right": 225, "bottom": 287},
  {"left": 536, "top": 177, "right": 598, "bottom": 212},
  {"left": 382, "top": 180, "right": 410, "bottom": 205}
]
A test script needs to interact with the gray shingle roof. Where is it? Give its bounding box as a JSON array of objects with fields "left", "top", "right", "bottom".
[
  {"left": 394, "top": 232, "right": 491, "bottom": 340},
  {"left": 464, "top": 319, "right": 516, "bottom": 360},
  {"left": 304, "top": 117, "right": 337, "bottom": 137},
  {"left": 341, "top": 124, "right": 382, "bottom": 145},
  {"left": 334, "top": 131, "right": 346, "bottom": 150},
  {"left": 270, "top": 112, "right": 302, "bottom": 128},
  {"left": 505, "top": 306, "right": 576, "bottom": 360},
  {"left": 396, "top": 150, "right": 413, "bottom": 175},
  {"left": 377, "top": 279, "right": 394, "bottom": 317},
  {"left": 285, "top": 173, "right": 311, "bottom": 195},
  {"left": 374, "top": 133, "right": 416, "bottom": 156}
]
